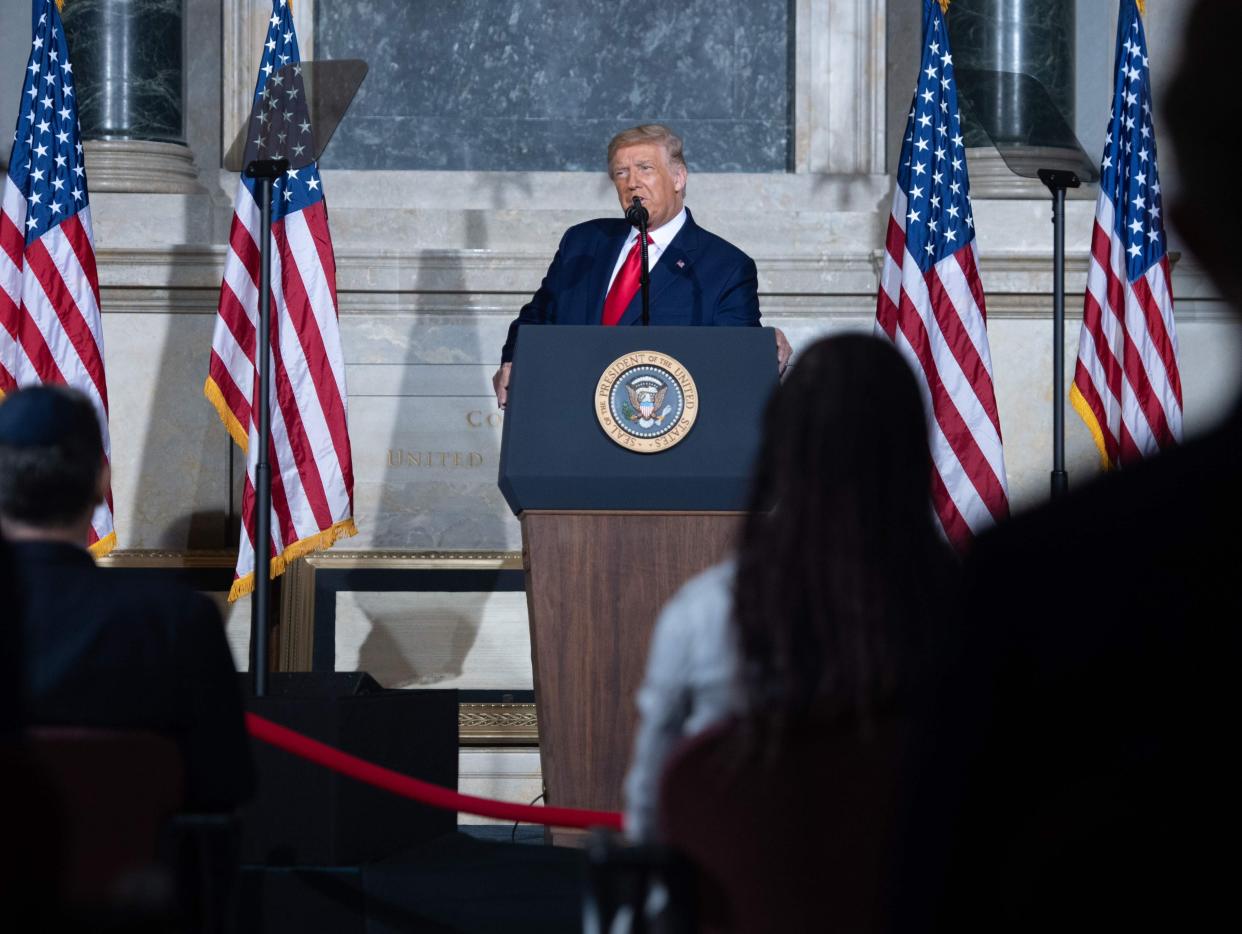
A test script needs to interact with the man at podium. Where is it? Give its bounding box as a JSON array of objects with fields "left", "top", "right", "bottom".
[{"left": 492, "top": 124, "right": 789, "bottom": 407}]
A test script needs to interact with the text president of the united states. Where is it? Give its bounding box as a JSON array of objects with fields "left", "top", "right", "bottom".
[{"left": 492, "top": 124, "right": 791, "bottom": 407}]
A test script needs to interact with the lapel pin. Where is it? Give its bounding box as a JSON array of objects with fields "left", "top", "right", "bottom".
[{"left": 676, "top": 259, "right": 685, "bottom": 268}]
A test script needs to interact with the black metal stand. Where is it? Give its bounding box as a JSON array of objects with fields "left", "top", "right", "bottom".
[
  {"left": 638, "top": 215, "right": 650, "bottom": 327},
  {"left": 244, "top": 157, "right": 289, "bottom": 697},
  {"left": 625, "top": 196, "right": 652, "bottom": 327},
  {"left": 1038, "top": 168, "right": 1081, "bottom": 500}
]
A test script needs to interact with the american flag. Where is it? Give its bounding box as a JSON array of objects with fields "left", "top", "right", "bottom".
[
  {"left": 205, "top": 0, "right": 356, "bottom": 601},
  {"left": 1, "top": 0, "right": 114, "bottom": 556},
  {"left": 875, "top": 0, "right": 1008, "bottom": 547},
  {"left": 1070, "top": 0, "right": 1181, "bottom": 468}
]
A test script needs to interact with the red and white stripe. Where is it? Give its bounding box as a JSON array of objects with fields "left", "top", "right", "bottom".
[
  {"left": 1, "top": 176, "right": 115, "bottom": 554},
  {"left": 205, "top": 181, "right": 355, "bottom": 600},
  {"left": 1071, "top": 193, "right": 1182, "bottom": 468},
  {"left": 876, "top": 185, "right": 1009, "bottom": 547}
]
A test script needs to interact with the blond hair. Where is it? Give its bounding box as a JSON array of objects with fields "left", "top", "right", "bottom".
[{"left": 606, "top": 124, "right": 687, "bottom": 174}]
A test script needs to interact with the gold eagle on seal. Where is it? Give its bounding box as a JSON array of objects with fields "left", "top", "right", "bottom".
[{"left": 625, "top": 377, "right": 669, "bottom": 426}]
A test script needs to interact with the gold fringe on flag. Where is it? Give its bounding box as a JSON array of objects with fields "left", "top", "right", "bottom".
[
  {"left": 1069, "top": 383, "right": 1114, "bottom": 471},
  {"left": 203, "top": 376, "right": 251, "bottom": 451},
  {"left": 227, "top": 517, "right": 357, "bottom": 601},
  {"left": 56, "top": 0, "right": 64, "bottom": 12},
  {"left": 1137, "top": 1, "right": 1146, "bottom": 16},
  {"left": 205, "top": 376, "right": 358, "bottom": 600},
  {"left": 939, "top": 0, "right": 951, "bottom": 12},
  {"left": 88, "top": 532, "right": 117, "bottom": 559}
]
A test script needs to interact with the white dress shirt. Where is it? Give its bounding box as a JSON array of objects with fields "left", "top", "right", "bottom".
[
  {"left": 623, "top": 559, "right": 742, "bottom": 842},
  {"left": 605, "top": 206, "right": 688, "bottom": 294}
]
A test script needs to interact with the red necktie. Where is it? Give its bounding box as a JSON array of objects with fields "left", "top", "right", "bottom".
[{"left": 602, "top": 235, "right": 653, "bottom": 326}]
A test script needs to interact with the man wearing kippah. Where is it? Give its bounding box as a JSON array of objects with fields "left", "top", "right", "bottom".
[{"left": 0, "top": 385, "right": 253, "bottom": 810}]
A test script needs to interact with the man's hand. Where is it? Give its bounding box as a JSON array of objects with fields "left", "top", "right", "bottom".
[
  {"left": 493, "top": 362, "right": 512, "bottom": 409},
  {"left": 774, "top": 327, "right": 792, "bottom": 375}
]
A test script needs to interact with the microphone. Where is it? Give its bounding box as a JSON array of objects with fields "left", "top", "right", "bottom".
[
  {"left": 626, "top": 197, "right": 652, "bottom": 326},
  {"left": 625, "top": 196, "right": 649, "bottom": 228}
]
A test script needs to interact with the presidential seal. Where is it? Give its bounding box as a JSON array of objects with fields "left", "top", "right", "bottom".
[{"left": 595, "top": 352, "right": 699, "bottom": 453}]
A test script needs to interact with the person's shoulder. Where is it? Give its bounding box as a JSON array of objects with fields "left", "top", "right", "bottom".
[
  {"left": 86, "top": 569, "right": 222, "bottom": 633},
  {"left": 648, "top": 560, "right": 736, "bottom": 667},
  {"left": 562, "top": 216, "right": 628, "bottom": 245},
  {"left": 974, "top": 413, "right": 1242, "bottom": 571},
  {"left": 662, "top": 560, "right": 736, "bottom": 623},
  {"left": 682, "top": 212, "right": 753, "bottom": 266}
]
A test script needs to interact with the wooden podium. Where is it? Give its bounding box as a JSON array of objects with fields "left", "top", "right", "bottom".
[{"left": 498, "top": 326, "right": 778, "bottom": 833}]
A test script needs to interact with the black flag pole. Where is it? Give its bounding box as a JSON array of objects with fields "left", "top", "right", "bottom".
[
  {"left": 224, "top": 60, "right": 368, "bottom": 696},
  {"left": 1039, "top": 168, "right": 1081, "bottom": 498},
  {"left": 242, "top": 159, "right": 286, "bottom": 698},
  {"left": 638, "top": 217, "right": 651, "bottom": 327}
]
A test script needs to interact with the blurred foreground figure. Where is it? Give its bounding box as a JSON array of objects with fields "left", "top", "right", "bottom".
[
  {"left": 625, "top": 335, "right": 958, "bottom": 842},
  {"left": 0, "top": 385, "right": 253, "bottom": 809},
  {"left": 893, "top": 3, "right": 1242, "bottom": 928},
  {"left": 622, "top": 335, "right": 959, "bottom": 930}
]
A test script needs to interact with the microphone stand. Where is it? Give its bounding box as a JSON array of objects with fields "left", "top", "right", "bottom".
[
  {"left": 628, "top": 196, "right": 651, "bottom": 326},
  {"left": 1038, "top": 168, "right": 1081, "bottom": 500},
  {"left": 638, "top": 216, "right": 650, "bottom": 327}
]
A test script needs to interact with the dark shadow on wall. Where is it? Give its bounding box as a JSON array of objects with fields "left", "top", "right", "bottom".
[
  {"left": 354, "top": 601, "right": 483, "bottom": 689},
  {"left": 132, "top": 252, "right": 235, "bottom": 552},
  {"left": 375, "top": 208, "right": 511, "bottom": 552}
]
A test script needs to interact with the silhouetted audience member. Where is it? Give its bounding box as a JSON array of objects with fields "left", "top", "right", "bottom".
[
  {"left": 0, "top": 530, "right": 19, "bottom": 738},
  {"left": 892, "top": 5, "right": 1242, "bottom": 929},
  {"left": 0, "top": 530, "right": 59, "bottom": 934},
  {"left": 0, "top": 385, "right": 254, "bottom": 810},
  {"left": 624, "top": 334, "right": 959, "bottom": 841}
]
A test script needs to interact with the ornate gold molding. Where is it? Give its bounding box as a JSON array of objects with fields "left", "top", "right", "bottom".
[
  {"left": 459, "top": 703, "right": 539, "bottom": 746},
  {"left": 278, "top": 557, "right": 314, "bottom": 671},
  {"left": 301, "top": 550, "right": 523, "bottom": 569},
  {"left": 96, "top": 549, "right": 236, "bottom": 570}
]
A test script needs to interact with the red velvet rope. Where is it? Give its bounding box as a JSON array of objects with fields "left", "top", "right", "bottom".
[{"left": 246, "top": 712, "right": 623, "bottom": 831}]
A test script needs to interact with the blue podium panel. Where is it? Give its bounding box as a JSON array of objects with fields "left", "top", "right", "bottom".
[{"left": 498, "top": 326, "right": 779, "bottom": 513}]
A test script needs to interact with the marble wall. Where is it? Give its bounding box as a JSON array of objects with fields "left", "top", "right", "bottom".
[
  {"left": 1074, "top": 0, "right": 1115, "bottom": 160},
  {"left": 313, "top": 0, "right": 792, "bottom": 172},
  {"left": 0, "top": 0, "right": 28, "bottom": 163}
]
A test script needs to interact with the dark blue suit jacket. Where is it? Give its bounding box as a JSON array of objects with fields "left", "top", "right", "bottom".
[
  {"left": 14, "top": 541, "right": 254, "bottom": 810},
  {"left": 500, "top": 208, "right": 761, "bottom": 362}
]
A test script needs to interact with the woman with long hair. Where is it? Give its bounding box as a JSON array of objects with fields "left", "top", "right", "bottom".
[{"left": 623, "top": 333, "right": 959, "bottom": 840}]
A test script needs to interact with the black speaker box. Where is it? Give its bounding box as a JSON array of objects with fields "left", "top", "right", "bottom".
[
  {"left": 240, "top": 677, "right": 457, "bottom": 866},
  {"left": 236, "top": 866, "right": 366, "bottom": 934},
  {"left": 257, "top": 671, "right": 383, "bottom": 698}
]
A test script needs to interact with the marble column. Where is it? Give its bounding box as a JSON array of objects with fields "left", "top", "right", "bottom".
[
  {"left": 799, "top": 0, "right": 887, "bottom": 174},
  {"left": 949, "top": 0, "right": 1077, "bottom": 197},
  {"left": 62, "top": 0, "right": 199, "bottom": 192}
]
